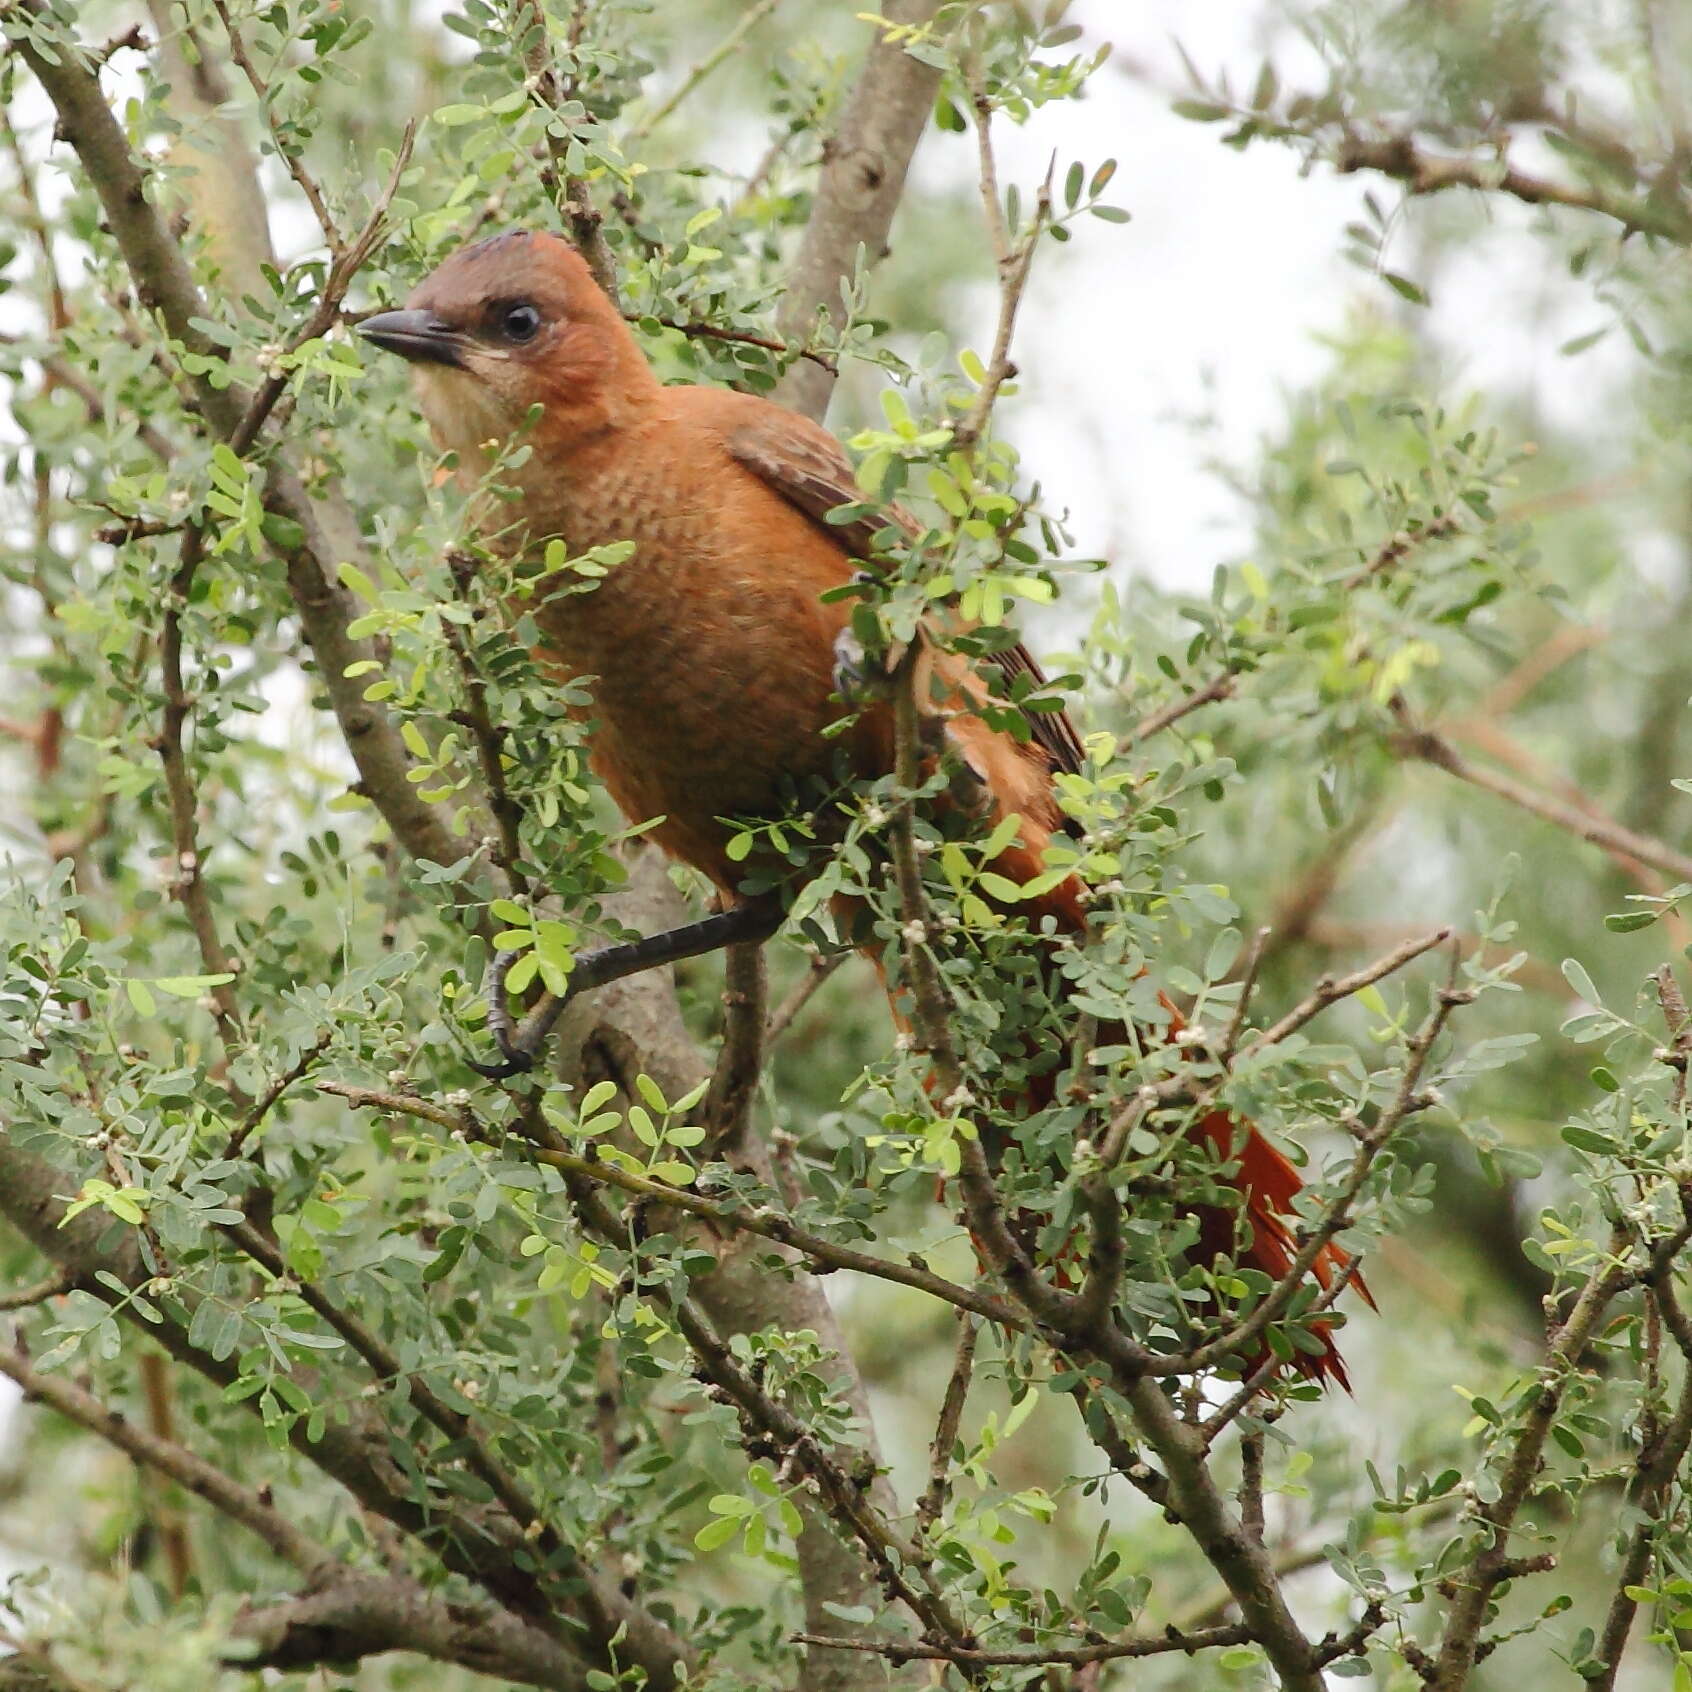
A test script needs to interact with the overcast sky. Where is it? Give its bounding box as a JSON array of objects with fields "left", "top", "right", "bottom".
[{"left": 965, "top": 0, "right": 1643, "bottom": 586}]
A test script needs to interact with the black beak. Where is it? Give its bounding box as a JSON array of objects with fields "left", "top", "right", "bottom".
[{"left": 357, "top": 309, "right": 466, "bottom": 368}]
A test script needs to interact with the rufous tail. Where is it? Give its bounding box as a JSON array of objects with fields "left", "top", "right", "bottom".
[{"left": 1011, "top": 857, "right": 1369, "bottom": 1387}]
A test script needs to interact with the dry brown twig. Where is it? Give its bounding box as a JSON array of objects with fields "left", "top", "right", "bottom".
[
  {"left": 1390, "top": 700, "right": 1692, "bottom": 885},
  {"left": 1333, "top": 131, "right": 1692, "bottom": 244},
  {"left": 517, "top": 0, "right": 619, "bottom": 297}
]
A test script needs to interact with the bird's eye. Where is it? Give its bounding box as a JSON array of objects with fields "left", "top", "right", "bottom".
[{"left": 500, "top": 302, "right": 541, "bottom": 343}]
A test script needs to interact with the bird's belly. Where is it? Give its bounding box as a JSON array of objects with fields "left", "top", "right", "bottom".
[{"left": 530, "top": 533, "right": 856, "bottom": 888}]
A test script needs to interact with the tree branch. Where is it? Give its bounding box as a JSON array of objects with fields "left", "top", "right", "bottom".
[
  {"left": 0, "top": 1127, "right": 636, "bottom": 1667},
  {"left": 773, "top": 0, "right": 946, "bottom": 420},
  {"left": 789, "top": 1622, "right": 1253, "bottom": 1668},
  {"left": 1333, "top": 132, "right": 1692, "bottom": 244},
  {"left": 12, "top": 9, "right": 463, "bottom": 872},
  {"left": 625, "top": 0, "right": 785, "bottom": 144},
  {"left": 539, "top": 850, "right": 910, "bottom": 1692},
  {"left": 1390, "top": 707, "right": 1692, "bottom": 884},
  {"left": 1426, "top": 1227, "right": 1635, "bottom": 1690},
  {"left": 1129, "top": 670, "right": 1238, "bottom": 743},
  {"left": 0, "top": 1343, "right": 336, "bottom": 1577},
  {"left": 317, "top": 1080, "right": 1026, "bottom": 1328},
  {"left": 518, "top": 0, "right": 620, "bottom": 298},
  {"left": 231, "top": 1575, "right": 594, "bottom": 1690}
]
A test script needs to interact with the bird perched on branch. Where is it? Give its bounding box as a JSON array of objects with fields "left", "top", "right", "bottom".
[{"left": 360, "top": 228, "right": 1366, "bottom": 1383}]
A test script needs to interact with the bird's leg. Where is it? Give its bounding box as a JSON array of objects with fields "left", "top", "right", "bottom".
[
  {"left": 471, "top": 896, "right": 786, "bottom": 1079},
  {"left": 831, "top": 590, "right": 909, "bottom": 703},
  {"left": 832, "top": 627, "right": 891, "bottom": 703}
]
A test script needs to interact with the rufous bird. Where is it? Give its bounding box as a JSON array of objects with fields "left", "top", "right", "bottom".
[{"left": 359, "top": 229, "right": 1366, "bottom": 1383}]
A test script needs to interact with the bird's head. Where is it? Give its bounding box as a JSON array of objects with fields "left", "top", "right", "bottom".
[{"left": 359, "top": 229, "right": 658, "bottom": 466}]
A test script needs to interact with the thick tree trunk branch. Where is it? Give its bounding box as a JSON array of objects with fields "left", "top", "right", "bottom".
[
  {"left": 232, "top": 1575, "right": 594, "bottom": 1690},
  {"left": 773, "top": 0, "right": 945, "bottom": 421}
]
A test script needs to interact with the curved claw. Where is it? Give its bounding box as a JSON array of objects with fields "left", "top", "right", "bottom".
[
  {"left": 468, "top": 948, "right": 568, "bottom": 1080},
  {"left": 465, "top": 1047, "right": 537, "bottom": 1081}
]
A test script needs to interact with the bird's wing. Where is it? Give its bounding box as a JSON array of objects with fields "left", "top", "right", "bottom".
[{"left": 725, "top": 406, "right": 1086, "bottom": 777}]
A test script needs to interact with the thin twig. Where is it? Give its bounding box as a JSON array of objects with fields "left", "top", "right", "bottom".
[
  {"left": 625, "top": 0, "right": 785, "bottom": 142},
  {"left": 1220, "top": 927, "right": 1271, "bottom": 1063},
  {"left": 213, "top": 1206, "right": 624, "bottom": 1652},
  {"left": 443, "top": 554, "right": 530, "bottom": 899},
  {"left": 915, "top": 1310, "right": 977, "bottom": 1539},
  {"left": 1178, "top": 974, "right": 1470, "bottom": 1385},
  {"left": 152, "top": 521, "right": 243, "bottom": 1056},
  {"left": 627, "top": 310, "right": 838, "bottom": 372},
  {"left": 1200, "top": 1259, "right": 1365, "bottom": 1444},
  {"left": 224, "top": 1028, "right": 334, "bottom": 1157},
  {"left": 952, "top": 56, "right": 1050, "bottom": 455},
  {"left": 1333, "top": 131, "right": 1692, "bottom": 244},
  {"left": 226, "top": 120, "right": 417, "bottom": 457},
  {"left": 764, "top": 951, "right": 848, "bottom": 1045},
  {"left": 1391, "top": 705, "right": 1692, "bottom": 884},
  {"left": 317, "top": 1080, "right": 1026, "bottom": 1327},
  {"left": 1424, "top": 1226, "right": 1635, "bottom": 1690},
  {"left": 209, "top": 0, "right": 339, "bottom": 248},
  {"left": 0, "top": 1344, "right": 337, "bottom": 1576},
  {"left": 1340, "top": 511, "right": 1462, "bottom": 590},
  {"left": 518, "top": 0, "right": 619, "bottom": 298},
  {"left": 1589, "top": 1301, "right": 1692, "bottom": 1689},
  {"left": 1240, "top": 927, "right": 1452, "bottom": 1059},
  {"left": 552, "top": 1152, "right": 983, "bottom": 1667},
  {"left": 788, "top": 1623, "right": 1253, "bottom": 1668},
  {"left": 0, "top": 1273, "right": 71, "bottom": 1313},
  {"left": 1128, "top": 670, "right": 1238, "bottom": 743}
]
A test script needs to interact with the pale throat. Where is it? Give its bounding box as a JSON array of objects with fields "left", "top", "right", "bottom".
[{"left": 411, "top": 364, "right": 524, "bottom": 479}]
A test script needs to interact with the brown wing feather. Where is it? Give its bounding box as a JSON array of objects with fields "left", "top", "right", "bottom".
[{"left": 725, "top": 405, "right": 1085, "bottom": 777}]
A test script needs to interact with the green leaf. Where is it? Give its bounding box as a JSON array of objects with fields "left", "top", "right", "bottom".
[
  {"left": 1561, "top": 958, "right": 1601, "bottom": 1004},
  {"left": 1604, "top": 910, "right": 1656, "bottom": 933},
  {"left": 578, "top": 1080, "right": 619, "bottom": 1117},
  {"left": 1562, "top": 1124, "right": 1616, "bottom": 1154},
  {"left": 693, "top": 1514, "right": 742, "bottom": 1551},
  {"left": 126, "top": 978, "right": 157, "bottom": 1017},
  {"left": 153, "top": 974, "right": 235, "bottom": 997}
]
